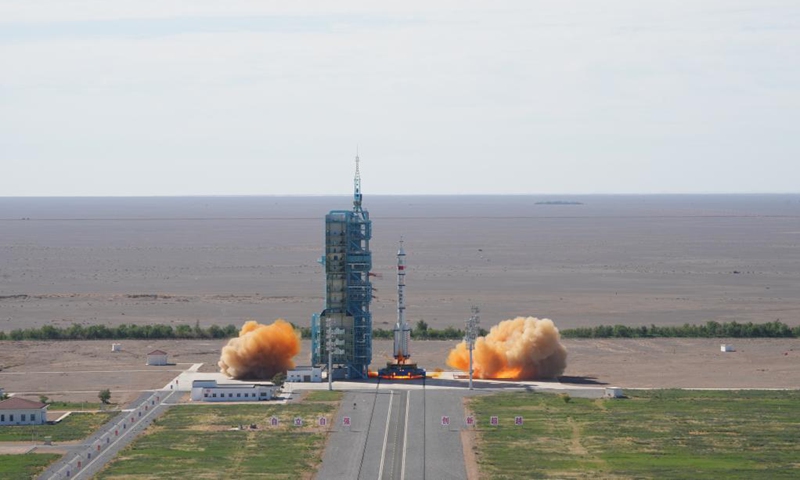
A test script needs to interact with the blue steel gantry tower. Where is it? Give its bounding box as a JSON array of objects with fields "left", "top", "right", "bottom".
[{"left": 311, "top": 154, "right": 373, "bottom": 379}]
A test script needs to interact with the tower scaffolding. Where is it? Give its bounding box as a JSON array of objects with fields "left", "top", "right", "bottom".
[{"left": 311, "top": 154, "right": 373, "bottom": 379}]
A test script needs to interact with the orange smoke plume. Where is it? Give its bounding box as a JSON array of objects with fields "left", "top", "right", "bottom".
[
  {"left": 447, "top": 316, "right": 567, "bottom": 380},
  {"left": 218, "top": 320, "right": 301, "bottom": 380}
]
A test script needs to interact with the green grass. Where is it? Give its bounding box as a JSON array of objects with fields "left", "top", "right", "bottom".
[
  {"left": 304, "top": 390, "right": 344, "bottom": 402},
  {"left": 0, "top": 454, "right": 62, "bottom": 480},
  {"left": 469, "top": 389, "right": 800, "bottom": 479},
  {"left": 0, "top": 412, "right": 116, "bottom": 442},
  {"left": 46, "top": 401, "right": 118, "bottom": 411},
  {"left": 96, "top": 396, "right": 342, "bottom": 479}
]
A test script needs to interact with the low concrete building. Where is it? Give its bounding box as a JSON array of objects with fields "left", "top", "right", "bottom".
[
  {"left": 721, "top": 344, "right": 735, "bottom": 352},
  {"left": 604, "top": 387, "right": 624, "bottom": 398},
  {"left": 146, "top": 350, "right": 168, "bottom": 365},
  {"left": 0, "top": 397, "right": 48, "bottom": 425},
  {"left": 287, "top": 366, "right": 322, "bottom": 383},
  {"left": 190, "top": 380, "right": 279, "bottom": 402}
]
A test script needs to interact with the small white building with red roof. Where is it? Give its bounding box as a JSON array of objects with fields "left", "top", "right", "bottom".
[
  {"left": 0, "top": 397, "right": 48, "bottom": 425},
  {"left": 146, "top": 350, "right": 168, "bottom": 366}
]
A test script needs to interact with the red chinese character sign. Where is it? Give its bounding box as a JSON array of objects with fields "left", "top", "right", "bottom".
[
  {"left": 465, "top": 416, "right": 475, "bottom": 427},
  {"left": 490, "top": 416, "right": 499, "bottom": 426},
  {"left": 441, "top": 416, "right": 450, "bottom": 426},
  {"left": 342, "top": 416, "right": 351, "bottom": 427},
  {"left": 514, "top": 416, "right": 524, "bottom": 426},
  {"left": 270, "top": 416, "right": 279, "bottom": 427},
  {"left": 318, "top": 417, "right": 327, "bottom": 427},
  {"left": 293, "top": 417, "right": 303, "bottom": 427}
]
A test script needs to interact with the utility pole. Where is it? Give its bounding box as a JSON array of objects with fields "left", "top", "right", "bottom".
[{"left": 465, "top": 306, "right": 480, "bottom": 390}]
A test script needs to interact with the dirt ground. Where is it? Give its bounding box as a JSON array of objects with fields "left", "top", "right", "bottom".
[
  {"left": 2, "top": 195, "right": 800, "bottom": 333},
  {"left": 1, "top": 196, "right": 799, "bottom": 403},
  {"left": 1, "top": 337, "right": 797, "bottom": 406}
]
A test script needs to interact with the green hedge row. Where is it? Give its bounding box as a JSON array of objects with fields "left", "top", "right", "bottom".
[
  {"left": 0, "top": 323, "right": 239, "bottom": 341},
  {"left": 560, "top": 320, "right": 799, "bottom": 339},
  {"left": 2, "top": 319, "right": 795, "bottom": 341}
]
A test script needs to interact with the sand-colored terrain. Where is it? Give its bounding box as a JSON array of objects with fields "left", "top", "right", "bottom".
[
  {"left": 2, "top": 195, "right": 799, "bottom": 332},
  {"left": 1, "top": 338, "right": 797, "bottom": 406},
  {"left": 1, "top": 195, "right": 799, "bottom": 400}
]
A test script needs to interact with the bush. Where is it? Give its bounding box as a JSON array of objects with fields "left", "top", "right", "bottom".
[{"left": 560, "top": 320, "right": 798, "bottom": 339}]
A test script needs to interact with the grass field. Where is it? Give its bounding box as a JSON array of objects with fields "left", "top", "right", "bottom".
[
  {"left": 0, "top": 454, "right": 62, "bottom": 480},
  {"left": 47, "top": 401, "right": 119, "bottom": 411},
  {"left": 0, "top": 412, "right": 116, "bottom": 442},
  {"left": 96, "top": 392, "right": 344, "bottom": 479},
  {"left": 468, "top": 389, "right": 800, "bottom": 479}
]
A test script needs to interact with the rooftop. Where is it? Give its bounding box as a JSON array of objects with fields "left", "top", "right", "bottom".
[
  {"left": 0, "top": 397, "right": 47, "bottom": 410},
  {"left": 192, "top": 379, "right": 274, "bottom": 389}
]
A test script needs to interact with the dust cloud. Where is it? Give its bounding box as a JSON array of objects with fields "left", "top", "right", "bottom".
[
  {"left": 218, "top": 320, "right": 301, "bottom": 380},
  {"left": 447, "top": 316, "right": 567, "bottom": 380}
]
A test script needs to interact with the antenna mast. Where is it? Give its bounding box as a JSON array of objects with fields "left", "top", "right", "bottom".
[{"left": 353, "top": 151, "right": 363, "bottom": 214}]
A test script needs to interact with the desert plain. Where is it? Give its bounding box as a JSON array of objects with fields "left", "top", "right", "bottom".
[{"left": 1, "top": 194, "right": 799, "bottom": 402}]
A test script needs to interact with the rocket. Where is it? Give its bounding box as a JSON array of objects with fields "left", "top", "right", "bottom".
[
  {"left": 378, "top": 237, "right": 426, "bottom": 379},
  {"left": 393, "top": 239, "right": 412, "bottom": 363}
]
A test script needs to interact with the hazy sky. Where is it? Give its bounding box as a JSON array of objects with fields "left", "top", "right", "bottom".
[{"left": 1, "top": 1, "right": 799, "bottom": 196}]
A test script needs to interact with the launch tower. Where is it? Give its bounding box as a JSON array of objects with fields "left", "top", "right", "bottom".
[{"left": 311, "top": 154, "right": 373, "bottom": 379}]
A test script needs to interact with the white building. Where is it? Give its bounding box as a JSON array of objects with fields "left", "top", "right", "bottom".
[
  {"left": 146, "top": 350, "right": 168, "bottom": 366},
  {"left": 0, "top": 397, "right": 48, "bottom": 425},
  {"left": 287, "top": 366, "right": 322, "bottom": 383},
  {"left": 604, "top": 387, "right": 624, "bottom": 398},
  {"left": 721, "top": 344, "right": 735, "bottom": 352},
  {"left": 190, "top": 380, "right": 279, "bottom": 402}
]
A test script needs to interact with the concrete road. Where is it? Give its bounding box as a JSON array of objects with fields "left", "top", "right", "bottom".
[
  {"left": 317, "top": 379, "right": 471, "bottom": 480},
  {"left": 38, "top": 389, "right": 179, "bottom": 480}
]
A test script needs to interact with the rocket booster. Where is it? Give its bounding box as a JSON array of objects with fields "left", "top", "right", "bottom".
[{"left": 393, "top": 239, "right": 411, "bottom": 362}]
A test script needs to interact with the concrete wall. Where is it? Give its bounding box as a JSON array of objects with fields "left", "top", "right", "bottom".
[
  {"left": 287, "top": 367, "right": 322, "bottom": 383},
  {"left": 191, "top": 385, "right": 277, "bottom": 402},
  {"left": 0, "top": 408, "right": 47, "bottom": 425},
  {"left": 146, "top": 354, "right": 168, "bottom": 365}
]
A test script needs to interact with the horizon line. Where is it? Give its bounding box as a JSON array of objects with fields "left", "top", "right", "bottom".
[{"left": 1, "top": 192, "right": 800, "bottom": 199}]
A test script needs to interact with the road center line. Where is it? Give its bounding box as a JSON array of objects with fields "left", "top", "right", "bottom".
[{"left": 377, "top": 391, "right": 394, "bottom": 479}]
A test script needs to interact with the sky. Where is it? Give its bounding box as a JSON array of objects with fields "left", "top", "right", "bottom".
[{"left": 1, "top": 1, "right": 799, "bottom": 196}]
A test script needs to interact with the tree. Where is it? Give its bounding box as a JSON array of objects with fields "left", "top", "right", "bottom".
[
  {"left": 414, "top": 319, "right": 429, "bottom": 339},
  {"left": 99, "top": 389, "right": 111, "bottom": 404},
  {"left": 208, "top": 325, "right": 223, "bottom": 338},
  {"left": 175, "top": 325, "right": 192, "bottom": 338},
  {"left": 39, "top": 395, "right": 49, "bottom": 405},
  {"left": 271, "top": 372, "right": 286, "bottom": 387}
]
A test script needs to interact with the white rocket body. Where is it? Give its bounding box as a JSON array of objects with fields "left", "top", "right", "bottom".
[{"left": 393, "top": 241, "right": 411, "bottom": 361}]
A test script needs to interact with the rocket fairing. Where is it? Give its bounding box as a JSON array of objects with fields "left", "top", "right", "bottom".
[{"left": 393, "top": 239, "right": 412, "bottom": 362}]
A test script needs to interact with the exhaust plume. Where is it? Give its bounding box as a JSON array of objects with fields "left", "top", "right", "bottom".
[
  {"left": 447, "top": 316, "right": 567, "bottom": 380},
  {"left": 219, "top": 320, "right": 301, "bottom": 380}
]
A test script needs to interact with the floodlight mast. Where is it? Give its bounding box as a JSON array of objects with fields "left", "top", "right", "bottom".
[{"left": 465, "top": 306, "right": 480, "bottom": 390}]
